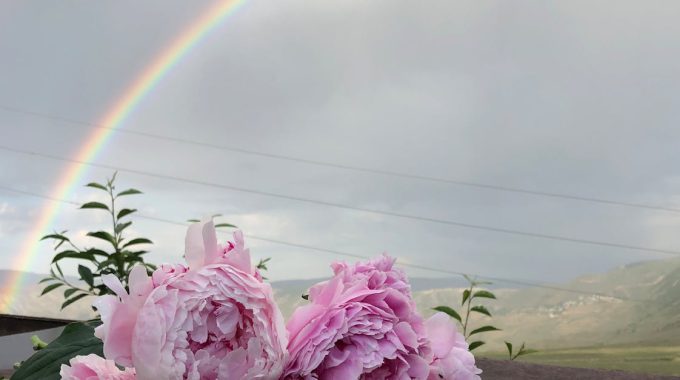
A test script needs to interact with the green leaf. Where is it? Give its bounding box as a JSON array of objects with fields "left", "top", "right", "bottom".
[
  {"left": 86, "top": 248, "right": 109, "bottom": 257},
  {"left": 116, "top": 188, "right": 142, "bottom": 197},
  {"left": 517, "top": 349, "right": 539, "bottom": 358},
  {"left": 80, "top": 202, "right": 109, "bottom": 211},
  {"left": 40, "top": 233, "right": 69, "bottom": 242},
  {"left": 115, "top": 221, "right": 132, "bottom": 234},
  {"left": 470, "top": 305, "right": 492, "bottom": 317},
  {"left": 85, "top": 182, "right": 107, "bottom": 191},
  {"left": 52, "top": 250, "right": 95, "bottom": 263},
  {"left": 10, "top": 321, "right": 103, "bottom": 380},
  {"left": 462, "top": 289, "right": 471, "bottom": 306},
  {"left": 432, "top": 306, "right": 462, "bottom": 323},
  {"left": 54, "top": 262, "right": 65, "bottom": 278},
  {"left": 214, "top": 223, "right": 237, "bottom": 228},
  {"left": 121, "top": 238, "right": 152, "bottom": 249},
  {"left": 77, "top": 265, "right": 94, "bottom": 287},
  {"left": 40, "top": 283, "right": 62, "bottom": 296},
  {"left": 61, "top": 293, "right": 89, "bottom": 309},
  {"left": 187, "top": 218, "right": 200, "bottom": 223},
  {"left": 256, "top": 257, "right": 271, "bottom": 270},
  {"left": 505, "top": 341, "right": 513, "bottom": 356},
  {"left": 97, "top": 258, "right": 116, "bottom": 270},
  {"left": 63, "top": 288, "right": 78, "bottom": 299},
  {"left": 468, "top": 341, "right": 485, "bottom": 351},
  {"left": 468, "top": 325, "right": 501, "bottom": 336},
  {"left": 472, "top": 290, "right": 496, "bottom": 300},
  {"left": 86, "top": 231, "right": 116, "bottom": 245},
  {"left": 116, "top": 208, "right": 137, "bottom": 219},
  {"left": 39, "top": 277, "right": 55, "bottom": 284}
]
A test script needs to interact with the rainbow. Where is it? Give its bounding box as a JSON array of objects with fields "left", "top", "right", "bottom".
[{"left": 2, "top": 0, "right": 247, "bottom": 313}]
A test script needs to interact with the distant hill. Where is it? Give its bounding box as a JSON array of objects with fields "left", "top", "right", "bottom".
[{"left": 4, "top": 258, "right": 680, "bottom": 352}]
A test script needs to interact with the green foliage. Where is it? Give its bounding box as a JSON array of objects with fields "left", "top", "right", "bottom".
[
  {"left": 10, "top": 322, "right": 103, "bottom": 380},
  {"left": 433, "top": 276, "right": 501, "bottom": 352},
  {"left": 40, "top": 173, "right": 155, "bottom": 309},
  {"left": 434, "top": 276, "right": 537, "bottom": 358},
  {"left": 434, "top": 276, "right": 501, "bottom": 351},
  {"left": 505, "top": 341, "right": 538, "bottom": 361},
  {"left": 256, "top": 257, "right": 271, "bottom": 271}
]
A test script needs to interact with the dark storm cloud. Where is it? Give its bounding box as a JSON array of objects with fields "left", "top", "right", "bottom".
[{"left": 2, "top": 0, "right": 680, "bottom": 283}]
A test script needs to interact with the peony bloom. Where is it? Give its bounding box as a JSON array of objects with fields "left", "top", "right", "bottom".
[
  {"left": 94, "top": 220, "right": 288, "bottom": 380},
  {"left": 284, "top": 254, "right": 432, "bottom": 379},
  {"left": 425, "top": 313, "right": 482, "bottom": 380},
  {"left": 60, "top": 354, "right": 135, "bottom": 380}
]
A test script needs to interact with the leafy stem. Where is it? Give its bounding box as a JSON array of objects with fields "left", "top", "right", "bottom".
[{"left": 39, "top": 173, "right": 152, "bottom": 309}]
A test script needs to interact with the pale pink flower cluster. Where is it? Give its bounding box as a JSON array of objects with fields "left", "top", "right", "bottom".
[{"left": 61, "top": 221, "right": 480, "bottom": 380}]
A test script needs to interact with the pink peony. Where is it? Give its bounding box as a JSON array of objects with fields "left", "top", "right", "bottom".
[
  {"left": 94, "top": 220, "right": 287, "bottom": 380},
  {"left": 284, "top": 254, "right": 432, "bottom": 379},
  {"left": 425, "top": 313, "right": 482, "bottom": 380},
  {"left": 60, "top": 354, "right": 135, "bottom": 380}
]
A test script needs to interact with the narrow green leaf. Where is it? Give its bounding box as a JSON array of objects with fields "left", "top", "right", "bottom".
[
  {"left": 505, "top": 341, "right": 513, "bottom": 356},
  {"left": 116, "top": 208, "right": 137, "bottom": 219},
  {"left": 121, "top": 237, "right": 152, "bottom": 249},
  {"left": 85, "top": 182, "right": 107, "bottom": 191},
  {"left": 97, "top": 258, "right": 116, "bottom": 270},
  {"left": 472, "top": 290, "right": 496, "bottom": 300},
  {"left": 468, "top": 341, "right": 485, "bottom": 351},
  {"left": 468, "top": 325, "right": 501, "bottom": 336},
  {"left": 80, "top": 202, "right": 109, "bottom": 211},
  {"left": 39, "top": 277, "right": 55, "bottom": 284},
  {"left": 116, "top": 188, "right": 142, "bottom": 197},
  {"left": 214, "top": 223, "right": 237, "bottom": 228},
  {"left": 55, "top": 262, "right": 65, "bottom": 278},
  {"left": 115, "top": 221, "right": 132, "bottom": 234},
  {"left": 40, "top": 233, "right": 69, "bottom": 242},
  {"left": 256, "top": 257, "right": 271, "bottom": 270},
  {"left": 52, "top": 250, "right": 95, "bottom": 263},
  {"left": 517, "top": 349, "right": 538, "bottom": 358},
  {"left": 78, "top": 265, "right": 94, "bottom": 287},
  {"left": 145, "top": 263, "right": 157, "bottom": 271},
  {"left": 470, "top": 305, "right": 492, "bottom": 317},
  {"left": 187, "top": 218, "right": 200, "bottom": 223},
  {"left": 40, "top": 283, "right": 62, "bottom": 296},
  {"left": 61, "top": 293, "right": 88, "bottom": 309},
  {"left": 63, "top": 288, "right": 78, "bottom": 299},
  {"left": 86, "top": 231, "right": 116, "bottom": 245},
  {"left": 432, "top": 306, "right": 462, "bottom": 323},
  {"left": 462, "top": 289, "right": 471, "bottom": 306},
  {"left": 86, "top": 248, "right": 109, "bottom": 257}
]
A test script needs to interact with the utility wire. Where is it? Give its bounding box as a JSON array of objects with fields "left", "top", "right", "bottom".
[
  {"left": 1, "top": 103, "right": 678, "bottom": 214},
  {"left": 0, "top": 184, "right": 638, "bottom": 301},
  {"left": 2, "top": 144, "right": 680, "bottom": 257}
]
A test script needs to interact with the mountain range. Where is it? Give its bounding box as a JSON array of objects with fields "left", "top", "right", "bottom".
[{"left": 3, "top": 257, "right": 680, "bottom": 352}]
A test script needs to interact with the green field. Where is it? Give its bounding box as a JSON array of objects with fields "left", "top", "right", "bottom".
[{"left": 481, "top": 345, "right": 680, "bottom": 376}]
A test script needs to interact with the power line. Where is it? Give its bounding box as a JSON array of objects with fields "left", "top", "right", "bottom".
[
  {"left": 2, "top": 144, "right": 680, "bottom": 257},
  {"left": 1, "top": 103, "right": 679, "bottom": 214},
  {"left": 0, "top": 184, "right": 637, "bottom": 301}
]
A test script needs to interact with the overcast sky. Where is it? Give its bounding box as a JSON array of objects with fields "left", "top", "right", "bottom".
[{"left": 2, "top": 0, "right": 680, "bottom": 286}]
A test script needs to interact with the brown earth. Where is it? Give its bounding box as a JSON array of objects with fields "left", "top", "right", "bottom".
[{"left": 478, "top": 358, "right": 680, "bottom": 379}]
